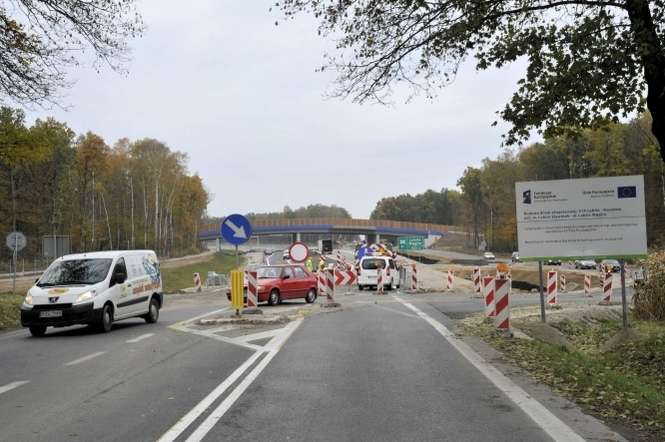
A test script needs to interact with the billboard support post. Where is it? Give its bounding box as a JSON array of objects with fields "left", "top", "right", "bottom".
[
  {"left": 620, "top": 260, "right": 628, "bottom": 329},
  {"left": 538, "top": 261, "right": 546, "bottom": 323}
]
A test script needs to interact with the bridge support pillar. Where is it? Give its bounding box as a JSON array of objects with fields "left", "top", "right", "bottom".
[
  {"left": 376, "top": 233, "right": 381, "bottom": 244},
  {"left": 291, "top": 232, "right": 301, "bottom": 243}
]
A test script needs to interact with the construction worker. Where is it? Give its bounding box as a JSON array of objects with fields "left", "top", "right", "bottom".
[
  {"left": 318, "top": 255, "right": 326, "bottom": 272},
  {"left": 305, "top": 256, "right": 313, "bottom": 272}
]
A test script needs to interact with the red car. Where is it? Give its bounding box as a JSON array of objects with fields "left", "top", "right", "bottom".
[{"left": 226, "top": 265, "right": 318, "bottom": 305}]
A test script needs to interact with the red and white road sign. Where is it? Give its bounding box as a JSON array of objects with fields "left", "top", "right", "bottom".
[
  {"left": 547, "top": 271, "right": 558, "bottom": 305},
  {"left": 494, "top": 278, "right": 510, "bottom": 330},
  {"left": 483, "top": 276, "right": 495, "bottom": 318},
  {"left": 288, "top": 241, "right": 309, "bottom": 263},
  {"left": 334, "top": 269, "right": 357, "bottom": 286},
  {"left": 584, "top": 274, "right": 592, "bottom": 297},
  {"left": 602, "top": 272, "right": 613, "bottom": 304}
]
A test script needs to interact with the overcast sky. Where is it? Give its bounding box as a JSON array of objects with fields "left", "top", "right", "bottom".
[{"left": 27, "top": 1, "right": 529, "bottom": 219}]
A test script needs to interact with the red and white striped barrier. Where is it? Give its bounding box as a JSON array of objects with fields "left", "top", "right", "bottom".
[
  {"left": 483, "top": 276, "right": 495, "bottom": 318},
  {"left": 247, "top": 271, "right": 258, "bottom": 308},
  {"left": 193, "top": 272, "right": 202, "bottom": 292},
  {"left": 447, "top": 270, "right": 454, "bottom": 291},
  {"left": 318, "top": 271, "right": 327, "bottom": 298},
  {"left": 584, "top": 274, "right": 592, "bottom": 297},
  {"left": 473, "top": 267, "right": 481, "bottom": 297},
  {"left": 547, "top": 270, "right": 558, "bottom": 306},
  {"left": 411, "top": 264, "right": 418, "bottom": 291},
  {"left": 602, "top": 272, "right": 613, "bottom": 304},
  {"left": 494, "top": 278, "right": 510, "bottom": 331},
  {"left": 325, "top": 269, "right": 336, "bottom": 304},
  {"left": 560, "top": 274, "right": 566, "bottom": 293},
  {"left": 599, "top": 268, "right": 605, "bottom": 289}
]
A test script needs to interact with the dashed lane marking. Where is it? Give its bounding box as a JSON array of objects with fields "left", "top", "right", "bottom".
[
  {"left": 125, "top": 333, "right": 155, "bottom": 344},
  {"left": 0, "top": 381, "right": 29, "bottom": 395},
  {"left": 393, "top": 296, "right": 585, "bottom": 442},
  {"left": 64, "top": 351, "right": 106, "bottom": 367}
]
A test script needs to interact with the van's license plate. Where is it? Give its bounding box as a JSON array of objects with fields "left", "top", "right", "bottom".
[{"left": 40, "top": 310, "right": 63, "bottom": 318}]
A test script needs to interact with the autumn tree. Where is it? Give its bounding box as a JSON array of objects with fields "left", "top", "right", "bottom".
[
  {"left": 277, "top": 1, "right": 665, "bottom": 162},
  {"left": 0, "top": 1, "right": 143, "bottom": 105}
]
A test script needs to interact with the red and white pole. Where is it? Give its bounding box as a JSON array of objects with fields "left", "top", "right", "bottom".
[
  {"left": 473, "top": 267, "right": 481, "bottom": 297},
  {"left": 247, "top": 271, "right": 258, "bottom": 308},
  {"left": 547, "top": 270, "right": 558, "bottom": 306},
  {"left": 584, "top": 274, "right": 592, "bottom": 297},
  {"left": 377, "top": 268, "right": 384, "bottom": 294},
  {"left": 602, "top": 272, "right": 613, "bottom": 304},
  {"left": 193, "top": 272, "right": 202, "bottom": 292},
  {"left": 483, "top": 276, "right": 495, "bottom": 318},
  {"left": 560, "top": 274, "right": 567, "bottom": 293},
  {"left": 411, "top": 264, "right": 418, "bottom": 291},
  {"left": 494, "top": 278, "right": 510, "bottom": 331},
  {"left": 447, "top": 270, "right": 454, "bottom": 291}
]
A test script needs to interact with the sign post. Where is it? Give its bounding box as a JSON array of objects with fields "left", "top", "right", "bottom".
[
  {"left": 221, "top": 214, "right": 252, "bottom": 269},
  {"left": 515, "top": 175, "right": 647, "bottom": 328},
  {"left": 6, "top": 231, "right": 26, "bottom": 294}
]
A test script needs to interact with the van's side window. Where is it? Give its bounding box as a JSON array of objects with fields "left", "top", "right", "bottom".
[{"left": 114, "top": 258, "right": 127, "bottom": 277}]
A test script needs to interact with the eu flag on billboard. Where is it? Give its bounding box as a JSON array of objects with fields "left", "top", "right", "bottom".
[{"left": 617, "top": 186, "right": 637, "bottom": 198}]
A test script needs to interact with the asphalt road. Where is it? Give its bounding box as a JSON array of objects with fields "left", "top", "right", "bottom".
[{"left": 0, "top": 256, "right": 626, "bottom": 442}]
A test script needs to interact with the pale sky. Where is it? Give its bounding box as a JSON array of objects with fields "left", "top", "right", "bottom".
[{"left": 27, "top": 1, "right": 528, "bottom": 219}]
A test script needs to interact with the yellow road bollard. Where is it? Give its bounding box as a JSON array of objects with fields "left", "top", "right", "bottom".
[{"left": 230, "top": 270, "right": 244, "bottom": 316}]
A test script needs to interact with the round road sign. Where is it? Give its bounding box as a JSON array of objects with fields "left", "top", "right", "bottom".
[
  {"left": 6, "top": 231, "right": 26, "bottom": 252},
  {"left": 288, "top": 242, "right": 309, "bottom": 262}
]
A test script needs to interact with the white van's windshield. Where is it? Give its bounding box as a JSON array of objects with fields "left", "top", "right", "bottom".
[{"left": 37, "top": 259, "right": 113, "bottom": 287}]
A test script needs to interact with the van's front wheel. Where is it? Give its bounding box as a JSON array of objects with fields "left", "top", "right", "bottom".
[
  {"left": 144, "top": 298, "right": 160, "bottom": 323},
  {"left": 97, "top": 304, "right": 113, "bottom": 333}
]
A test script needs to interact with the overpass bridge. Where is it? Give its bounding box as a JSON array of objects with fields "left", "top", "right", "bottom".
[{"left": 199, "top": 218, "right": 451, "bottom": 248}]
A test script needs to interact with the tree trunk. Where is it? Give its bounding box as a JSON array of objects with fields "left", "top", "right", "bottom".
[
  {"left": 100, "top": 191, "right": 113, "bottom": 250},
  {"left": 129, "top": 175, "right": 135, "bottom": 249},
  {"left": 143, "top": 177, "right": 148, "bottom": 248},
  {"left": 625, "top": 0, "right": 665, "bottom": 162}
]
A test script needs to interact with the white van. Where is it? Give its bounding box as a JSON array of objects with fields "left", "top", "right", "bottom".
[
  {"left": 357, "top": 256, "right": 398, "bottom": 291},
  {"left": 20, "top": 250, "right": 163, "bottom": 337}
]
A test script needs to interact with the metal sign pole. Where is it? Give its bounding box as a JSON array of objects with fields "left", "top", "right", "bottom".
[
  {"left": 235, "top": 244, "right": 239, "bottom": 268},
  {"left": 12, "top": 235, "right": 17, "bottom": 294},
  {"left": 538, "top": 261, "right": 546, "bottom": 323},
  {"left": 620, "top": 260, "right": 628, "bottom": 329}
]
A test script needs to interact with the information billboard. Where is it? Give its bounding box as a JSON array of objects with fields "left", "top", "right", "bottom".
[{"left": 515, "top": 175, "right": 647, "bottom": 261}]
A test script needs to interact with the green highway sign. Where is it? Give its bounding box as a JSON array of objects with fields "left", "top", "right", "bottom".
[{"left": 398, "top": 236, "right": 424, "bottom": 250}]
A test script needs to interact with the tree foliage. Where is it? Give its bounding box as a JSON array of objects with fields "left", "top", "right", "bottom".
[
  {"left": 277, "top": 0, "right": 665, "bottom": 162},
  {"left": 370, "top": 188, "right": 463, "bottom": 225},
  {"left": 0, "top": 0, "right": 143, "bottom": 105},
  {"left": 247, "top": 204, "right": 352, "bottom": 221},
  {"left": 0, "top": 106, "right": 209, "bottom": 262}
]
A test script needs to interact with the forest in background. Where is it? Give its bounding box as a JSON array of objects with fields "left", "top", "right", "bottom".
[
  {"left": 370, "top": 114, "right": 665, "bottom": 252},
  {"left": 0, "top": 107, "right": 209, "bottom": 264}
]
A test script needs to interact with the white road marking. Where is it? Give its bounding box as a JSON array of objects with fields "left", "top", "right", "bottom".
[
  {"left": 64, "top": 351, "right": 106, "bottom": 366},
  {"left": 185, "top": 318, "right": 303, "bottom": 442},
  {"left": 0, "top": 380, "right": 29, "bottom": 395},
  {"left": 393, "top": 296, "right": 585, "bottom": 442},
  {"left": 170, "top": 324, "right": 262, "bottom": 351},
  {"left": 170, "top": 307, "right": 230, "bottom": 327},
  {"left": 235, "top": 328, "right": 281, "bottom": 344},
  {"left": 373, "top": 303, "right": 418, "bottom": 319},
  {"left": 158, "top": 319, "right": 303, "bottom": 442},
  {"left": 125, "top": 333, "right": 155, "bottom": 344}
]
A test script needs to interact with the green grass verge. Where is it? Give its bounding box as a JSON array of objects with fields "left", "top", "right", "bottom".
[
  {"left": 161, "top": 251, "right": 242, "bottom": 293},
  {"left": 0, "top": 293, "right": 24, "bottom": 330},
  {"left": 463, "top": 316, "right": 665, "bottom": 439}
]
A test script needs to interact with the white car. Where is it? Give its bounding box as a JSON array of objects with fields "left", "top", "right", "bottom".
[
  {"left": 357, "top": 256, "right": 398, "bottom": 291},
  {"left": 483, "top": 252, "right": 496, "bottom": 262},
  {"left": 20, "top": 250, "right": 163, "bottom": 337}
]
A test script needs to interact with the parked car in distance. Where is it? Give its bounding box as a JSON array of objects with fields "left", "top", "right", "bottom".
[
  {"left": 226, "top": 265, "right": 317, "bottom": 305},
  {"left": 511, "top": 252, "right": 520, "bottom": 263},
  {"left": 600, "top": 259, "right": 621, "bottom": 273},
  {"left": 483, "top": 252, "right": 496, "bottom": 262},
  {"left": 545, "top": 258, "right": 562, "bottom": 266},
  {"left": 21, "top": 250, "right": 163, "bottom": 337},
  {"left": 357, "top": 256, "right": 398, "bottom": 291},
  {"left": 574, "top": 259, "right": 596, "bottom": 269}
]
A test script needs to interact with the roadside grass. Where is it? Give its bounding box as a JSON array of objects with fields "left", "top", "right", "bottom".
[
  {"left": 463, "top": 316, "right": 665, "bottom": 440},
  {"left": 162, "top": 251, "right": 241, "bottom": 293},
  {"left": 0, "top": 293, "right": 24, "bottom": 330}
]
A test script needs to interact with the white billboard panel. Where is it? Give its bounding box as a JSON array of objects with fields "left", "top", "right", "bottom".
[{"left": 515, "top": 175, "right": 647, "bottom": 260}]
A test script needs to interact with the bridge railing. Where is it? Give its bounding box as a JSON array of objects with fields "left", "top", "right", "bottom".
[{"left": 200, "top": 218, "right": 453, "bottom": 235}]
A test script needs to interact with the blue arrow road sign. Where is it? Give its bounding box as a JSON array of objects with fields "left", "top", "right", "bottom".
[{"left": 221, "top": 214, "right": 252, "bottom": 245}]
